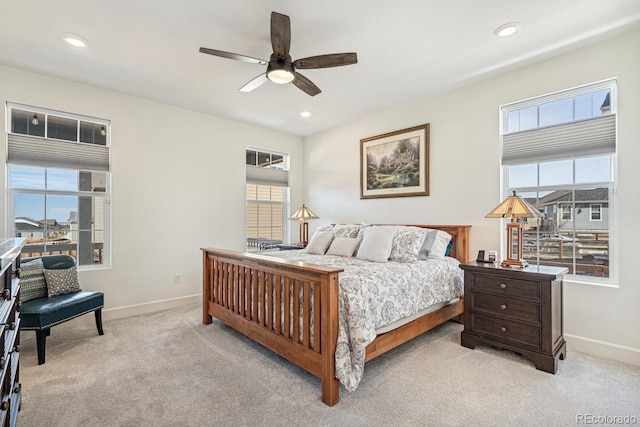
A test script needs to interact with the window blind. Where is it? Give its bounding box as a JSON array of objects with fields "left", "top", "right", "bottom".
[
  {"left": 7, "top": 133, "right": 110, "bottom": 172},
  {"left": 501, "top": 114, "right": 615, "bottom": 165},
  {"left": 246, "top": 164, "right": 289, "bottom": 187}
]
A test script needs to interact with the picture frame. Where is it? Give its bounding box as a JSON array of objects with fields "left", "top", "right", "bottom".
[{"left": 360, "top": 123, "right": 429, "bottom": 199}]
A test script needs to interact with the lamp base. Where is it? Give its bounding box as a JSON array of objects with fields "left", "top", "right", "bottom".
[{"left": 500, "top": 258, "right": 529, "bottom": 269}]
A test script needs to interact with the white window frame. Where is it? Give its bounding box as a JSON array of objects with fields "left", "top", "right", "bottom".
[
  {"left": 590, "top": 204, "right": 602, "bottom": 221},
  {"left": 5, "top": 102, "right": 111, "bottom": 269},
  {"left": 500, "top": 80, "right": 617, "bottom": 287},
  {"left": 245, "top": 147, "right": 290, "bottom": 252},
  {"left": 560, "top": 204, "right": 573, "bottom": 222}
]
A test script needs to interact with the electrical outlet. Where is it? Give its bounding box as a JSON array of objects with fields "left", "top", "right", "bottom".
[{"left": 174, "top": 273, "right": 181, "bottom": 284}]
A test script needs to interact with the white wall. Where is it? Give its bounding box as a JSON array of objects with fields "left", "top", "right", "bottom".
[
  {"left": 304, "top": 30, "right": 640, "bottom": 365},
  {"left": 0, "top": 65, "right": 304, "bottom": 318}
]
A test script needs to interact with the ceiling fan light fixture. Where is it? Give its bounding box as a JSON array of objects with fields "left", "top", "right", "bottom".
[
  {"left": 267, "top": 54, "right": 295, "bottom": 84},
  {"left": 267, "top": 68, "right": 295, "bottom": 84}
]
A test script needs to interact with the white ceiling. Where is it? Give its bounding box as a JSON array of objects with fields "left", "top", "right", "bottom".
[{"left": 1, "top": 1, "right": 639, "bottom": 137}]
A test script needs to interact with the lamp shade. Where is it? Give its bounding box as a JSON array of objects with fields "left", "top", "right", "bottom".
[
  {"left": 485, "top": 191, "right": 542, "bottom": 269},
  {"left": 485, "top": 190, "right": 542, "bottom": 219},
  {"left": 289, "top": 204, "right": 319, "bottom": 221}
]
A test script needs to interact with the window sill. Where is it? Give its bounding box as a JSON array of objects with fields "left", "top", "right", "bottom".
[{"left": 564, "top": 275, "right": 618, "bottom": 289}]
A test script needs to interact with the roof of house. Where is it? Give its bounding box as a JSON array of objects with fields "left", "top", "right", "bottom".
[{"left": 539, "top": 188, "right": 609, "bottom": 205}]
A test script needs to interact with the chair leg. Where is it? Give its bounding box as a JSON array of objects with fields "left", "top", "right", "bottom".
[
  {"left": 36, "top": 329, "right": 49, "bottom": 365},
  {"left": 95, "top": 308, "right": 104, "bottom": 335}
]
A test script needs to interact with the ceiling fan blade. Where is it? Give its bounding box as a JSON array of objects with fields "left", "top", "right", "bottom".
[
  {"left": 239, "top": 74, "right": 269, "bottom": 92},
  {"left": 292, "top": 73, "right": 321, "bottom": 96},
  {"left": 199, "top": 47, "right": 267, "bottom": 65},
  {"left": 270, "top": 12, "right": 291, "bottom": 59},
  {"left": 293, "top": 53, "right": 358, "bottom": 69}
]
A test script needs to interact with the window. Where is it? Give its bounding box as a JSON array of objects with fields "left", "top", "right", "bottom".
[
  {"left": 501, "top": 80, "right": 615, "bottom": 280},
  {"left": 560, "top": 204, "right": 573, "bottom": 222},
  {"left": 6, "top": 103, "right": 111, "bottom": 267},
  {"left": 245, "top": 148, "right": 289, "bottom": 252}
]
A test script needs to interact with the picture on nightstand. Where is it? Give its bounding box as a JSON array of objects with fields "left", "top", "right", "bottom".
[{"left": 475, "top": 249, "right": 495, "bottom": 264}]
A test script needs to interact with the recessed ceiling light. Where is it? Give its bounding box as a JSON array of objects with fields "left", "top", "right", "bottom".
[
  {"left": 494, "top": 22, "right": 520, "bottom": 38},
  {"left": 300, "top": 111, "right": 312, "bottom": 118},
  {"left": 62, "top": 33, "right": 89, "bottom": 48}
]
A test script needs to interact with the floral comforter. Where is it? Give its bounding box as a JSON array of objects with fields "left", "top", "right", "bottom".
[{"left": 268, "top": 251, "right": 464, "bottom": 392}]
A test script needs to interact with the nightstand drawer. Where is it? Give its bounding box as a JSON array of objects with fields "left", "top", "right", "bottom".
[
  {"left": 471, "top": 314, "right": 542, "bottom": 349},
  {"left": 471, "top": 274, "right": 541, "bottom": 301},
  {"left": 471, "top": 292, "right": 541, "bottom": 325}
]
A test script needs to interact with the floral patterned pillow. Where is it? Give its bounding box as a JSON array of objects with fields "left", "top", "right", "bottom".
[
  {"left": 334, "top": 224, "right": 364, "bottom": 239},
  {"left": 390, "top": 228, "right": 427, "bottom": 262}
]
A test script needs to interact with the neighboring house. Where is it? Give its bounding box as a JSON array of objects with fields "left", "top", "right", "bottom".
[
  {"left": 14, "top": 217, "right": 70, "bottom": 242},
  {"left": 538, "top": 189, "right": 609, "bottom": 233}
]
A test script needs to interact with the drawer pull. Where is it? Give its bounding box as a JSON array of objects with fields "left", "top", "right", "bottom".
[
  {"left": 0, "top": 401, "right": 7, "bottom": 411},
  {"left": 500, "top": 283, "right": 507, "bottom": 289},
  {"left": 500, "top": 304, "right": 507, "bottom": 310},
  {"left": 500, "top": 326, "right": 508, "bottom": 332},
  {"left": 0, "top": 357, "right": 4, "bottom": 368},
  {"left": 13, "top": 385, "right": 20, "bottom": 394},
  {"left": 1, "top": 289, "right": 9, "bottom": 299}
]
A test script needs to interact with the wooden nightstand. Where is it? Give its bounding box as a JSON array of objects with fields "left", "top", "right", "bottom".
[{"left": 460, "top": 262, "right": 568, "bottom": 373}]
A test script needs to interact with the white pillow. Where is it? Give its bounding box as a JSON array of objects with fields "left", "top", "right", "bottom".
[
  {"left": 356, "top": 226, "right": 397, "bottom": 262},
  {"left": 326, "top": 237, "right": 360, "bottom": 257},
  {"left": 306, "top": 231, "right": 334, "bottom": 255},
  {"left": 389, "top": 228, "right": 427, "bottom": 262},
  {"left": 418, "top": 229, "right": 452, "bottom": 259}
]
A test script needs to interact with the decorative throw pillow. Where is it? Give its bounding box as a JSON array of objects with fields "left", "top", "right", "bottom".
[
  {"left": 326, "top": 237, "right": 360, "bottom": 257},
  {"left": 418, "top": 229, "right": 452, "bottom": 260},
  {"left": 44, "top": 267, "right": 81, "bottom": 297},
  {"left": 390, "top": 228, "right": 427, "bottom": 262},
  {"left": 314, "top": 224, "right": 334, "bottom": 234},
  {"left": 333, "top": 224, "right": 364, "bottom": 239},
  {"left": 305, "top": 231, "right": 335, "bottom": 255},
  {"left": 20, "top": 258, "right": 48, "bottom": 302},
  {"left": 356, "top": 226, "right": 397, "bottom": 262}
]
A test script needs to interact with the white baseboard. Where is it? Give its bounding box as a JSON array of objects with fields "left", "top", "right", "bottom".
[
  {"left": 34, "top": 294, "right": 202, "bottom": 332},
  {"left": 103, "top": 294, "right": 201, "bottom": 321},
  {"left": 565, "top": 333, "right": 640, "bottom": 367}
]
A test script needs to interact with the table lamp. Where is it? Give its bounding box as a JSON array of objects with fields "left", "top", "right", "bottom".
[
  {"left": 485, "top": 190, "right": 542, "bottom": 268},
  {"left": 289, "top": 204, "right": 319, "bottom": 247}
]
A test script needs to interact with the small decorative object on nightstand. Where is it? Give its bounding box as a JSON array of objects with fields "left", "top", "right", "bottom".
[{"left": 460, "top": 262, "right": 568, "bottom": 374}]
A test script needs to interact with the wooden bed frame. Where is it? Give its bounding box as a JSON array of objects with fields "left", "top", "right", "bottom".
[{"left": 202, "top": 224, "right": 470, "bottom": 406}]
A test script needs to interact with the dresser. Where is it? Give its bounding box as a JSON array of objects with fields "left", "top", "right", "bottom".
[
  {"left": 460, "top": 262, "right": 567, "bottom": 373},
  {"left": 0, "top": 238, "right": 25, "bottom": 427}
]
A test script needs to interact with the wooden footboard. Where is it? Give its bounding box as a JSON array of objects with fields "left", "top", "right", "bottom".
[
  {"left": 202, "top": 224, "right": 470, "bottom": 406},
  {"left": 202, "top": 248, "right": 344, "bottom": 405}
]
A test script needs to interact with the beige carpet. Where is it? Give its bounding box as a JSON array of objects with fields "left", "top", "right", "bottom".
[{"left": 18, "top": 303, "right": 640, "bottom": 426}]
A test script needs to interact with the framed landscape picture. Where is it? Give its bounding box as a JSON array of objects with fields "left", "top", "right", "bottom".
[{"left": 360, "top": 123, "right": 429, "bottom": 199}]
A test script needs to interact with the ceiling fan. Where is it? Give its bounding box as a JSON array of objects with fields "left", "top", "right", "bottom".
[{"left": 199, "top": 11, "right": 357, "bottom": 96}]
